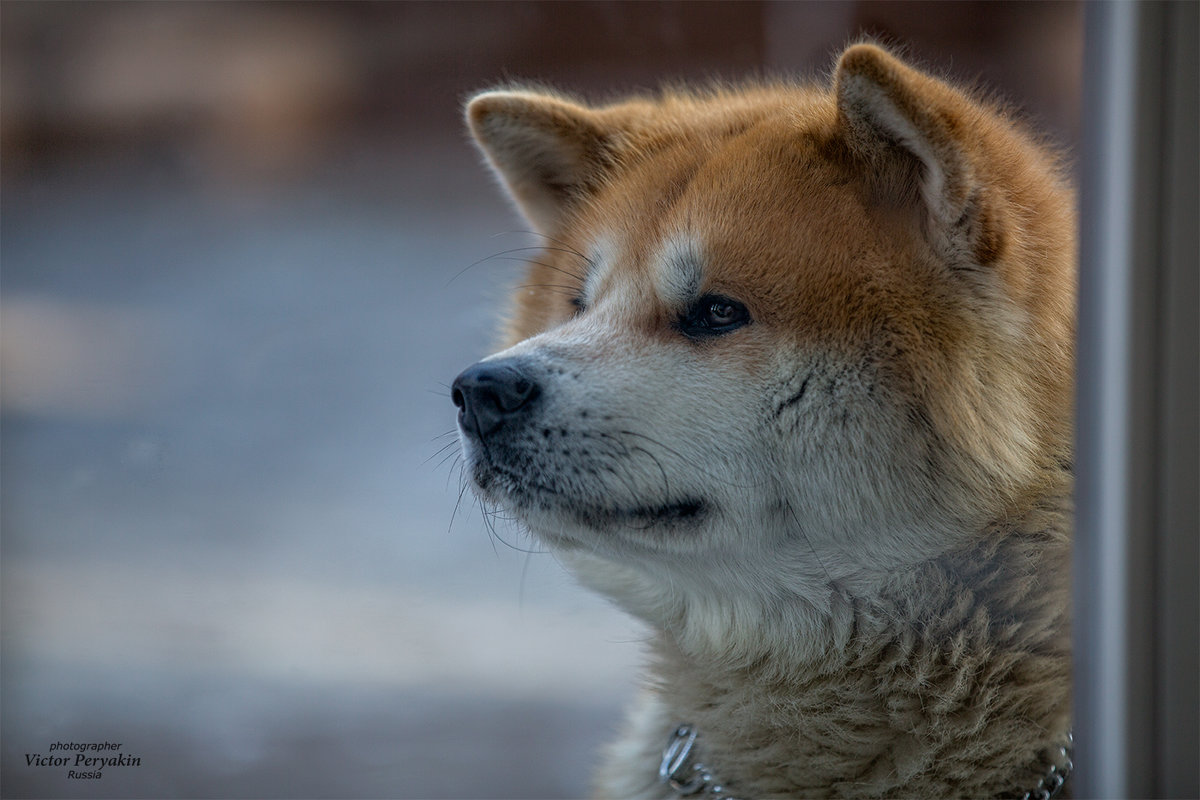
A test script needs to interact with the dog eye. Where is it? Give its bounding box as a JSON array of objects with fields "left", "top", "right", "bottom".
[
  {"left": 705, "top": 299, "right": 742, "bottom": 327},
  {"left": 678, "top": 294, "right": 751, "bottom": 338},
  {"left": 570, "top": 295, "right": 586, "bottom": 315}
]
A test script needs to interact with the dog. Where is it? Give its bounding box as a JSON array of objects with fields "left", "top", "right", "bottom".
[{"left": 451, "top": 43, "right": 1075, "bottom": 798}]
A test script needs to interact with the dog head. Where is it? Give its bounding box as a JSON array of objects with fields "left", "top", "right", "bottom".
[{"left": 452, "top": 45, "right": 1074, "bottom": 658}]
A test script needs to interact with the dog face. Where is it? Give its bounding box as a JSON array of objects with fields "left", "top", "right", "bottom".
[{"left": 453, "top": 46, "right": 1074, "bottom": 640}]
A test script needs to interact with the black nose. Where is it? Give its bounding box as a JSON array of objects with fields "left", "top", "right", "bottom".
[{"left": 451, "top": 359, "right": 540, "bottom": 439}]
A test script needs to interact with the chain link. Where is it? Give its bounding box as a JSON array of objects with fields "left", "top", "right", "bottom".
[
  {"left": 659, "top": 725, "right": 741, "bottom": 800},
  {"left": 1020, "top": 731, "right": 1074, "bottom": 800}
]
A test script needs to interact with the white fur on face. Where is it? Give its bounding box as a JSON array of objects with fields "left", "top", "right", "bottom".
[
  {"left": 467, "top": 230, "right": 759, "bottom": 552},
  {"left": 461, "top": 229, "right": 976, "bottom": 659},
  {"left": 473, "top": 306, "right": 766, "bottom": 557}
]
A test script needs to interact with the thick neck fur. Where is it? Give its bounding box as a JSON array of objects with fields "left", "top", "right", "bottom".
[{"left": 589, "top": 487, "right": 1072, "bottom": 799}]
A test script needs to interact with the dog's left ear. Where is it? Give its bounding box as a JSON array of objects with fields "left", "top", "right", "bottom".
[
  {"left": 466, "top": 90, "right": 612, "bottom": 234},
  {"left": 835, "top": 45, "right": 979, "bottom": 236}
]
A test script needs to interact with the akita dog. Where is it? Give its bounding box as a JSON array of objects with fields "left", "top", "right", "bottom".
[{"left": 452, "top": 44, "right": 1075, "bottom": 798}]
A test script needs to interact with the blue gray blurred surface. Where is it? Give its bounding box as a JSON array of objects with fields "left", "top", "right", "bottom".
[{"left": 1, "top": 135, "right": 646, "bottom": 797}]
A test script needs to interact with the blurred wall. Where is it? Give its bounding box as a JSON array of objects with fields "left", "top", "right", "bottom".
[{"left": 3, "top": 1, "right": 1082, "bottom": 181}]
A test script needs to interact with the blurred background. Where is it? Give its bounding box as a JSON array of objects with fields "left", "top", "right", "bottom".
[{"left": 1, "top": 3, "right": 1082, "bottom": 798}]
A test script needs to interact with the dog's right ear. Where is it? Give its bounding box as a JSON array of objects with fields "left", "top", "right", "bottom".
[
  {"left": 834, "top": 45, "right": 977, "bottom": 236},
  {"left": 466, "top": 90, "right": 612, "bottom": 233}
]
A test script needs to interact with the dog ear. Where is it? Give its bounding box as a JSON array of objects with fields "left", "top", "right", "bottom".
[
  {"left": 835, "top": 44, "right": 978, "bottom": 236},
  {"left": 466, "top": 90, "right": 612, "bottom": 233}
]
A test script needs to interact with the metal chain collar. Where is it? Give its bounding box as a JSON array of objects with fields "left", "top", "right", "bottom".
[
  {"left": 659, "top": 725, "right": 741, "bottom": 800},
  {"left": 659, "top": 724, "right": 1074, "bottom": 800},
  {"left": 1019, "top": 731, "right": 1074, "bottom": 800}
]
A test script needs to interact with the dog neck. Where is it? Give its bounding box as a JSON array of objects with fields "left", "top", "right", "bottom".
[
  {"left": 658, "top": 722, "right": 1074, "bottom": 800},
  {"left": 591, "top": 498, "right": 1073, "bottom": 797}
]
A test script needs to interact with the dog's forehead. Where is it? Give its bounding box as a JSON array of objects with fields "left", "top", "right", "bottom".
[
  {"left": 577, "top": 127, "right": 840, "bottom": 284},
  {"left": 568, "top": 116, "right": 898, "bottom": 338}
]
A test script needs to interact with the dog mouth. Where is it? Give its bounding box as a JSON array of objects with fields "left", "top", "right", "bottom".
[
  {"left": 470, "top": 457, "right": 709, "bottom": 532},
  {"left": 593, "top": 497, "right": 708, "bottom": 528},
  {"left": 534, "top": 485, "right": 710, "bottom": 531}
]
